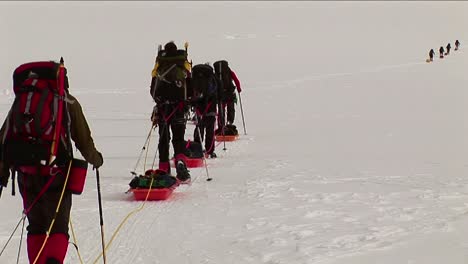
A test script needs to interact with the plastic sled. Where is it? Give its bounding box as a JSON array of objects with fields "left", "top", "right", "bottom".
[
  {"left": 215, "top": 134, "right": 239, "bottom": 142},
  {"left": 131, "top": 187, "right": 175, "bottom": 201},
  {"left": 171, "top": 155, "right": 204, "bottom": 168}
]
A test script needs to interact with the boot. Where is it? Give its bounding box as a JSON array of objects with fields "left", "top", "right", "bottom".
[
  {"left": 46, "top": 258, "right": 61, "bottom": 264},
  {"left": 205, "top": 151, "right": 217, "bottom": 159},
  {"left": 27, "top": 234, "right": 47, "bottom": 264},
  {"left": 174, "top": 154, "right": 190, "bottom": 182}
]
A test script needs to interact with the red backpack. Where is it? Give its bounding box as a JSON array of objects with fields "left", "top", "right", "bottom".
[{"left": 2, "top": 60, "right": 71, "bottom": 167}]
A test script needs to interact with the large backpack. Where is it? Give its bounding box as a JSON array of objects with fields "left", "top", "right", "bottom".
[
  {"left": 183, "top": 140, "right": 204, "bottom": 159},
  {"left": 191, "top": 64, "right": 218, "bottom": 103},
  {"left": 213, "top": 60, "right": 235, "bottom": 95},
  {"left": 151, "top": 49, "right": 189, "bottom": 102},
  {"left": 2, "top": 61, "right": 71, "bottom": 167}
]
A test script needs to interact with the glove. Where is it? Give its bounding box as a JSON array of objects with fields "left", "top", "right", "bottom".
[{"left": 91, "top": 151, "right": 104, "bottom": 169}]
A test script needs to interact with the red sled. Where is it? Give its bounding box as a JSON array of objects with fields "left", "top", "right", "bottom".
[
  {"left": 215, "top": 135, "right": 239, "bottom": 142},
  {"left": 131, "top": 187, "right": 175, "bottom": 201},
  {"left": 171, "top": 155, "right": 204, "bottom": 168}
]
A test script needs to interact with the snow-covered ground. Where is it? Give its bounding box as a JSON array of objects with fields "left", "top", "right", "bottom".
[{"left": 1, "top": 1, "right": 468, "bottom": 263}]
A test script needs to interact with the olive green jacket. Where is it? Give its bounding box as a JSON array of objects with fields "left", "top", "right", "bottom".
[{"left": 0, "top": 92, "right": 102, "bottom": 167}]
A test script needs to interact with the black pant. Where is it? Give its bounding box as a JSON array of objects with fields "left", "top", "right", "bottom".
[
  {"left": 219, "top": 94, "right": 236, "bottom": 127},
  {"left": 156, "top": 103, "right": 187, "bottom": 163},
  {"left": 194, "top": 103, "right": 217, "bottom": 154},
  {"left": 18, "top": 170, "right": 72, "bottom": 236}
]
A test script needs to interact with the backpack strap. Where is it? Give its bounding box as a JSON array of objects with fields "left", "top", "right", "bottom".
[
  {"left": 12, "top": 80, "right": 56, "bottom": 138},
  {"left": 156, "top": 63, "right": 178, "bottom": 83},
  {"left": 11, "top": 84, "right": 40, "bottom": 134},
  {"left": 34, "top": 88, "right": 53, "bottom": 137}
]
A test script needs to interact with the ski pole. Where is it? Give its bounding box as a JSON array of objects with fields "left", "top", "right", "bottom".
[
  {"left": 194, "top": 115, "right": 213, "bottom": 181},
  {"left": 0, "top": 215, "right": 26, "bottom": 257},
  {"left": 131, "top": 125, "right": 155, "bottom": 176},
  {"left": 95, "top": 169, "right": 107, "bottom": 264},
  {"left": 16, "top": 218, "right": 26, "bottom": 264},
  {"left": 237, "top": 91, "right": 247, "bottom": 135}
]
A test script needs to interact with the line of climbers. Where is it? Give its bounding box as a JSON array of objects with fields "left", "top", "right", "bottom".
[
  {"left": 428, "top": 39, "right": 461, "bottom": 62},
  {"left": 0, "top": 41, "right": 244, "bottom": 263},
  {"left": 149, "top": 41, "right": 242, "bottom": 183}
]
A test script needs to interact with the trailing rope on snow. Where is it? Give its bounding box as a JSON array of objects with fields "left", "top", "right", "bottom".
[
  {"left": 91, "top": 107, "right": 209, "bottom": 262},
  {"left": 91, "top": 177, "right": 154, "bottom": 264}
]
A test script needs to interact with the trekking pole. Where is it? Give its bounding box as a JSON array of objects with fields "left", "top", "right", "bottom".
[
  {"left": 150, "top": 125, "right": 161, "bottom": 170},
  {"left": 16, "top": 218, "right": 26, "bottom": 264},
  {"left": 237, "top": 91, "right": 247, "bottom": 135},
  {"left": 131, "top": 125, "right": 155, "bottom": 176},
  {"left": 221, "top": 103, "right": 227, "bottom": 151},
  {"left": 95, "top": 169, "right": 107, "bottom": 264},
  {"left": 143, "top": 126, "right": 155, "bottom": 173},
  {"left": 0, "top": 215, "right": 26, "bottom": 257},
  {"left": 194, "top": 115, "right": 213, "bottom": 181}
]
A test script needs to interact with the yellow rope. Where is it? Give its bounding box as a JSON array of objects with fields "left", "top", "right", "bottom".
[
  {"left": 69, "top": 217, "right": 85, "bottom": 264},
  {"left": 92, "top": 126, "right": 157, "bottom": 263},
  {"left": 91, "top": 177, "right": 154, "bottom": 264},
  {"left": 33, "top": 160, "right": 72, "bottom": 264}
]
